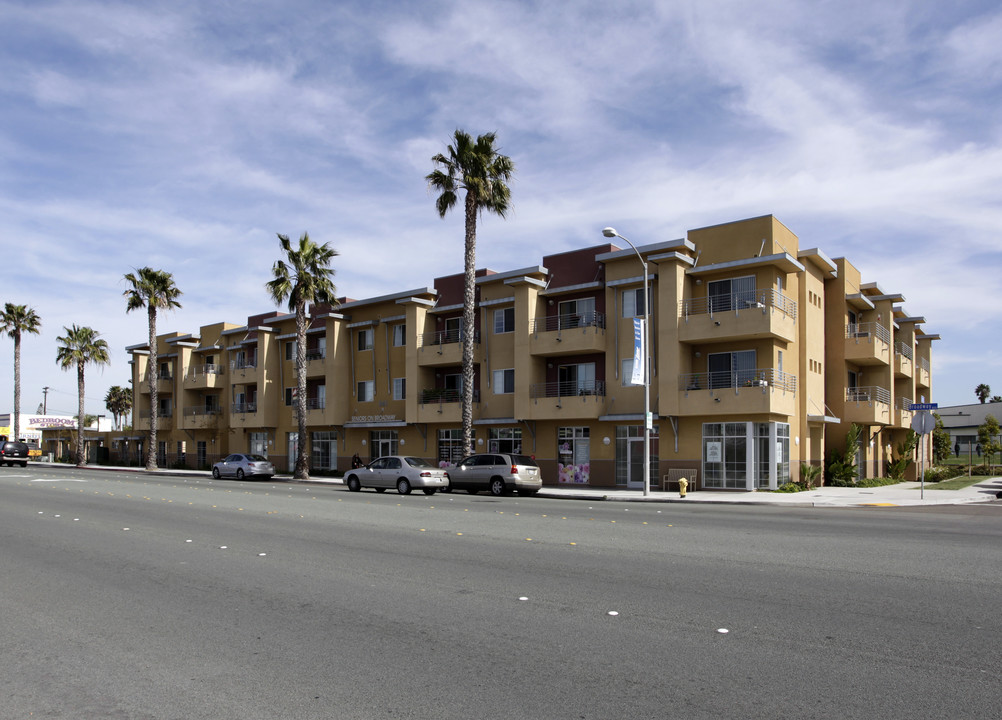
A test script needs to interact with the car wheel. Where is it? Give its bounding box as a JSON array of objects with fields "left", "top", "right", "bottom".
[
  {"left": 422, "top": 488, "right": 436, "bottom": 495},
  {"left": 490, "top": 478, "right": 506, "bottom": 496},
  {"left": 347, "top": 476, "right": 361, "bottom": 492},
  {"left": 236, "top": 468, "right": 245, "bottom": 480},
  {"left": 375, "top": 487, "right": 386, "bottom": 493},
  {"left": 20, "top": 462, "right": 28, "bottom": 468},
  {"left": 212, "top": 467, "right": 221, "bottom": 479},
  {"left": 397, "top": 478, "right": 412, "bottom": 495}
]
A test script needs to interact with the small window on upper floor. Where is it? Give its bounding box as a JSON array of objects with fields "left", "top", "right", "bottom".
[
  {"left": 358, "top": 328, "right": 373, "bottom": 351},
  {"left": 392, "top": 324, "right": 406, "bottom": 347},
  {"left": 622, "top": 288, "right": 647, "bottom": 318},
  {"left": 494, "top": 307, "right": 515, "bottom": 334},
  {"left": 285, "top": 341, "right": 296, "bottom": 361}
]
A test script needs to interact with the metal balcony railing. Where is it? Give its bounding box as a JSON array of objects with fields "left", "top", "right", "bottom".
[
  {"left": 681, "top": 288, "right": 797, "bottom": 320},
  {"left": 416, "top": 329, "right": 479, "bottom": 349},
  {"left": 191, "top": 363, "right": 224, "bottom": 377},
  {"left": 894, "top": 342, "right": 914, "bottom": 360},
  {"left": 231, "top": 402, "right": 257, "bottom": 414},
  {"left": 529, "top": 312, "right": 606, "bottom": 333},
  {"left": 186, "top": 406, "right": 221, "bottom": 417},
  {"left": 897, "top": 396, "right": 913, "bottom": 411},
  {"left": 918, "top": 357, "right": 930, "bottom": 373},
  {"left": 845, "top": 386, "right": 890, "bottom": 405},
  {"left": 846, "top": 322, "right": 891, "bottom": 345},
  {"left": 139, "top": 409, "right": 174, "bottom": 418},
  {"left": 418, "top": 389, "right": 481, "bottom": 405},
  {"left": 305, "top": 350, "right": 326, "bottom": 361},
  {"left": 529, "top": 381, "right": 606, "bottom": 399},
  {"left": 230, "top": 358, "right": 257, "bottom": 370},
  {"left": 679, "top": 368, "right": 797, "bottom": 394}
]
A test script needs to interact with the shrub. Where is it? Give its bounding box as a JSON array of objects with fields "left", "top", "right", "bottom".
[
  {"left": 774, "top": 482, "right": 807, "bottom": 493},
  {"left": 826, "top": 423, "right": 863, "bottom": 486}
]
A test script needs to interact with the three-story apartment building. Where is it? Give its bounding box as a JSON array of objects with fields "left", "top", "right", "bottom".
[{"left": 126, "top": 215, "right": 938, "bottom": 489}]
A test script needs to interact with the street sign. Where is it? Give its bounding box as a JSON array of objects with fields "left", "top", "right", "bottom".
[
  {"left": 909, "top": 403, "right": 938, "bottom": 411},
  {"left": 911, "top": 411, "right": 936, "bottom": 435}
]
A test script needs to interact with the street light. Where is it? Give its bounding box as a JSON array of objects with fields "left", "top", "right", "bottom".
[{"left": 603, "top": 227, "right": 651, "bottom": 497}]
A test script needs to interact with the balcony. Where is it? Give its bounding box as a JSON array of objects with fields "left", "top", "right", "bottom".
[
  {"left": 894, "top": 343, "right": 913, "bottom": 378},
  {"left": 230, "top": 358, "right": 259, "bottom": 381},
  {"left": 844, "top": 323, "right": 891, "bottom": 366},
  {"left": 525, "top": 381, "right": 607, "bottom": 420},
  {"left": 679, "top": 289, "right": 797, "bottom": 343},
  {"left": 529, "top": 313, "right": 607, "bottom": 357},
  {"left": 416, "top": 330, "right": 480, "bottom": 367},
  {"left": 181, "top": 406, "right": 223, "bottom": 430},
  {"left": 185, "top": 364, "right": 225, "bottom": 389},
  {"left": 292, "top": 397, "right": 328, "bottom": 424},
  {"left": 305, "top": 349, "right": 326, "bottom": 363},
  {"left": 895, "top": 396, "right": 913, "bottom": 428},
  {"left": 677, "top": 369, "right": 797, "bottom": 417},
  {"left": 415, "top": 389, "right": 480, "bottom": 423},
  {"left": 843, "top": 385, "right": 891, "bottom": 425},
  {"left": 136, "top": 408, "right": 174, "bottom": 430},
  {"left": 138, "top": 372, "right": 174, "bottom": 395},
  {"left": 916, "top": 357, "right": 931, "bottom": 388}
]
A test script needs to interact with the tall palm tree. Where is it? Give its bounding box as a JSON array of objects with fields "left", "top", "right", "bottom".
[
  {"left": 975, "top": 383, "right": 991, "bottom": 404},
  {"left": 124, "top": 267, "right": 182, "bottom": 470},
  {"left": 1, "top": 303, "right": 41, "bottom": 441},
  {"left": 105, "top": 384, "right": 133, "bottom": 430},
  {"left": 266, "top": 232, "right": 339, "bottom": 481},
  {"left": 427, "top": 129, "right": 515, "bottom": 456},
  {"left": 55, "top": 325, "right": 110, "bottom": 466}
]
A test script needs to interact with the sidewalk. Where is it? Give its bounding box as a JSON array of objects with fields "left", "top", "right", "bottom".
[{"left": 34, "top": 463, "right": 1002, "bottom": 508}]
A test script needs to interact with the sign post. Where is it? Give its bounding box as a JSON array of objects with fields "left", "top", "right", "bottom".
[{"left": 910, "top": 404, "right": 938, "bottom": 499}]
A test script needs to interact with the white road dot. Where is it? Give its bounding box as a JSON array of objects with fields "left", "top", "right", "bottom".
[
  {"left": 258, "top": 553, "right": 267, "bottom": 557},
  {"left": 519, "top": 596, "right": 528, "bottom": 601},
  {"left": 185, "top": 539, "right": 192, "bottom": 543},
  {"left": 607, "top": 611, "right": 619, "bottom": 616},
  {"left": 220, "top": 546, "right": 228, "bottom": 549},
  {"left": 717, "top": 628, "right": 729, "bottom": 634}
]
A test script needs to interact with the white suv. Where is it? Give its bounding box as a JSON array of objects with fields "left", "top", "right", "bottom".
[{"left": 447, "top": 453, "right": 543, "bottom": 496}]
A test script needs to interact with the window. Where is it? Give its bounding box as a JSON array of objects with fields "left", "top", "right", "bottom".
[
  {"left": 622, "top": 288, "right": 647, "bottom": 318},
  {"left": 311, "top": 430, "right": 337, "bottom": 470},
  {"left": 492, "top": 368, "right": 515, "bottom": 394},
  {"left": 392, "top": 324, "right": 406, "bottom": 347},
  {"left": 285, "top": 387, "right": 295, "bottom": 406},
  {"left": 489, "top": 427, "right": 522, "bottom": 454},
  {"left": 558, "top": 362, "right": 596, "bottom": 395},
  {"left": 557, "top": 427, "right": 590, "bottom": 484},
  {"left": 357, "top": 380, "right": 374, "bottom": 402},
  {"left": 393, "top": 377, "right": 406, "bottom": 401},
  {"left": 158, "top": 397, "right": 172, "bottom": 416},
  {"left": 702, "top": 422, "right": 789, "bottom": 489},
  {"left": 559, "top": 297, "right": 596, "bottom": 328},
  {"left": 443, "top": 316, "right": 463, "bottom": 344},
  {"left": 708, "top": 275, "right": 756, "bottom": 312},
  {"left": 285, "top": 341, "right": 296, "bottom": 361},
  {"left": 438, "top": 428, "right": 467, "bottom": 467},
  {"left": 358, "top": 328, "right": 373, "bottom": 351},
  {"left": 493, "top": 307, "right": 515, "bottom": 334},
  {"left": 707, "top": 350, "right": 756, "bottom": 389},
  {"left": 621, "top": 358, "right": 635, "bottom": 386},
  {"left": 249, "top": 432, "right": 268, "bottom": 456}
]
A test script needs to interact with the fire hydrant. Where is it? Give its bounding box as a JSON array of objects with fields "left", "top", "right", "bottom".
[{"left": 678, "top": 477, "right": 688, "bottom": 498}]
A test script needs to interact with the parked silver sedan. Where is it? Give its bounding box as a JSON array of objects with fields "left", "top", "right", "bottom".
[
  {"left": 343, "top": 455, "right": 449, "bottom": 495},
  {"left": 211, "top": 453, "right": 275, "bottom": 480}
]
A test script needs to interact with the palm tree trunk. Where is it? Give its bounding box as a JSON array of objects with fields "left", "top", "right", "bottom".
[
  {"left": 295, "top": 299, "right": 309, "bottom": 480},
  {"left": 462, "top": 192, "right": 478, "bottom": 456},
  {"left": 76, "top": 361, "right": 85, "bottom": 466},
  {"left": 13, "top": 334, "right": 21, "bottom": 440},
  {"left": 147, "top": 305, "right": 158, "bottom": 470}
]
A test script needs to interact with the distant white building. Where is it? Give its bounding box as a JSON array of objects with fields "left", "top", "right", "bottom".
[{"left": 0, "top": 413, "right": 114, "bottom": 446}]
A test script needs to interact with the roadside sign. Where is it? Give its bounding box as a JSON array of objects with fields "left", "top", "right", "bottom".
[
  {"left": 911, "top": 411, "right": 936, "bottom": 435},
  {"left": 909, "top": 403, "right": 938, "bottom": 411}
]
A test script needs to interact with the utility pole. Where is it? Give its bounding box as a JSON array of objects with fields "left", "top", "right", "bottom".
[{"left": 42, "top": 386, "right": 50, "bottom": 415}]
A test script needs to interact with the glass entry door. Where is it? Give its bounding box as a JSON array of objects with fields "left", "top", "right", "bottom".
[{"left": 627, "top": 437, "right": 645, "bottom": 489}]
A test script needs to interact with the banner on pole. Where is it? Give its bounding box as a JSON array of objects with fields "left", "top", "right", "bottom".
[{"left": 630, "top": 318, "right": 645, "bottom": 386}]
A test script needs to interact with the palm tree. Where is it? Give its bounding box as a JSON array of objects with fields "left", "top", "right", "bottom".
[
  {"left": 975, "top": 383, "right": 991, "bottom": 404},
  {"left": 266, "top": 232, "right": 339, "bottom": 480},
  {"left": 1, "top": 303, "right": 41, "bottom": 441},
  {"left": 55, "top": 325, "right": 110, "bottom": 466},
  {"left": 427, "top": 129, "right": 515, "bottom": 456},
  {"left": 124, "top": 267, "right": 182, "bottom": 470},
  {"left": 105, "top": 385, "right": 133, "bottom": 430}
]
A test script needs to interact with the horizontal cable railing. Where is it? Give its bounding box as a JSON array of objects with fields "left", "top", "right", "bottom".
[
  {"left": 418, "top": 389, "right": 481, "bottom": 404},
  {"left": 897, "top": 396, "right": 913, "bottom": 411},
  {"left": 845, "top": 386, "right": 891, "bottom": 405},
  {"left": 305, "top": 350, "right": 326, "bottom": 361},
  {"left": 230, "top": 359, "right": 258, "bottom": 370},
  {"left": 679, "top": 368, "right": 797, "bottom": 394},
  {"left": 185, "top": 406, "right": 221, "bottom": 417},
  {"left": 416, "top": 329, "right": 480, "bottom": 349},
  {"left": 846, "top": 322, "right": 891, "bottom": 345},
  {"left": 529, "top": 381, "right": 606, "bottom": 399},
  {"left": 918, "top": 357, "right": 930, "bottom": 372},
  {"left": 138, "top": 409, "right": 174, "bottom": 418},
  {"left": 190, "top": 363, "right": 224, "bottom": 377},
  {"left": 681, "top": 288, "right": 797, "bottom": 320},
  {"left": 529, "top": 312, "right": 606, "bottom": 333},
  {"left": 894, "top": 342, "right": 914, "bottom": 360},
  {"left": 231, "top": 402, "right": 257, "bottom": 414}
]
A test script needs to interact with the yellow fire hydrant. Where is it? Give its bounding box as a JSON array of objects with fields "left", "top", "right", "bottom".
[{"left": 678, "top": 477, "right": 688, "bottom": 498}]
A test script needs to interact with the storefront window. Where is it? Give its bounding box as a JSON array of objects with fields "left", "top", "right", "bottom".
[
  {"left": 558, "top": 426, "right": 590, "bottom": 484},
  {"left": 311, "top": 430, "right": 337, "bottom": 470},
  {"left": 703, "top": 422, "right": 790, "bottom": 489},
  {"left": 437, "top": 428, "right": 467, "bottom": 468},
  {"left": 489, "top": 427, "right": 522, "bottom": 454}
]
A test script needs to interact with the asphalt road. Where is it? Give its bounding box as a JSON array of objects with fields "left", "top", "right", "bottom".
[{"left": 3, "top": 465, "right": 1001, "bottom": 719}]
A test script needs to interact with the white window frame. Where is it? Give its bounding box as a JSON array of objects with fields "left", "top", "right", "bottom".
[
  {"left": 392, "top": 324, "right": 406, "bottom": 347},
  {"left": 494, "top": 307, "right": 515, "bottom": 334},
  {"left": 492, "top": 368, "right": 515, "bottom": 394},
  {"left": 622, "top": 287, "right": 647, "bottom": 318}
]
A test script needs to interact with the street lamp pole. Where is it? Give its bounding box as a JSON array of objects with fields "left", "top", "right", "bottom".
[{"left": 603, "top": 227, "right": 651, "bottom": 497}]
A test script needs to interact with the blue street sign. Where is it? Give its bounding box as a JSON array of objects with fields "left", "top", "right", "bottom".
[{"left": 909, "top": 403, "right": 938, "bottom": 411}]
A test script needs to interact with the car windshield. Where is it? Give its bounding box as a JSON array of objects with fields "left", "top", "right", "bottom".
[
  {"left": 511, "top": 455, "right": 538, "bottom": 467},
  {"left": 404, "top": 457, "right": 433, "bottom": 468},
  {"left": 246, "top": 454, "right": 269, "bottom": 462}
]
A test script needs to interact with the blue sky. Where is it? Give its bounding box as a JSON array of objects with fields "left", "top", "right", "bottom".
[{"left": 1, "top": 0, "right": 1000, "bottom": 419}]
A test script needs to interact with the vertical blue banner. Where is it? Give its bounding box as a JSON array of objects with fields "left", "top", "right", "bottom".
[{"left": 630, "top": 318, "right": 645, "bottom": 385}]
